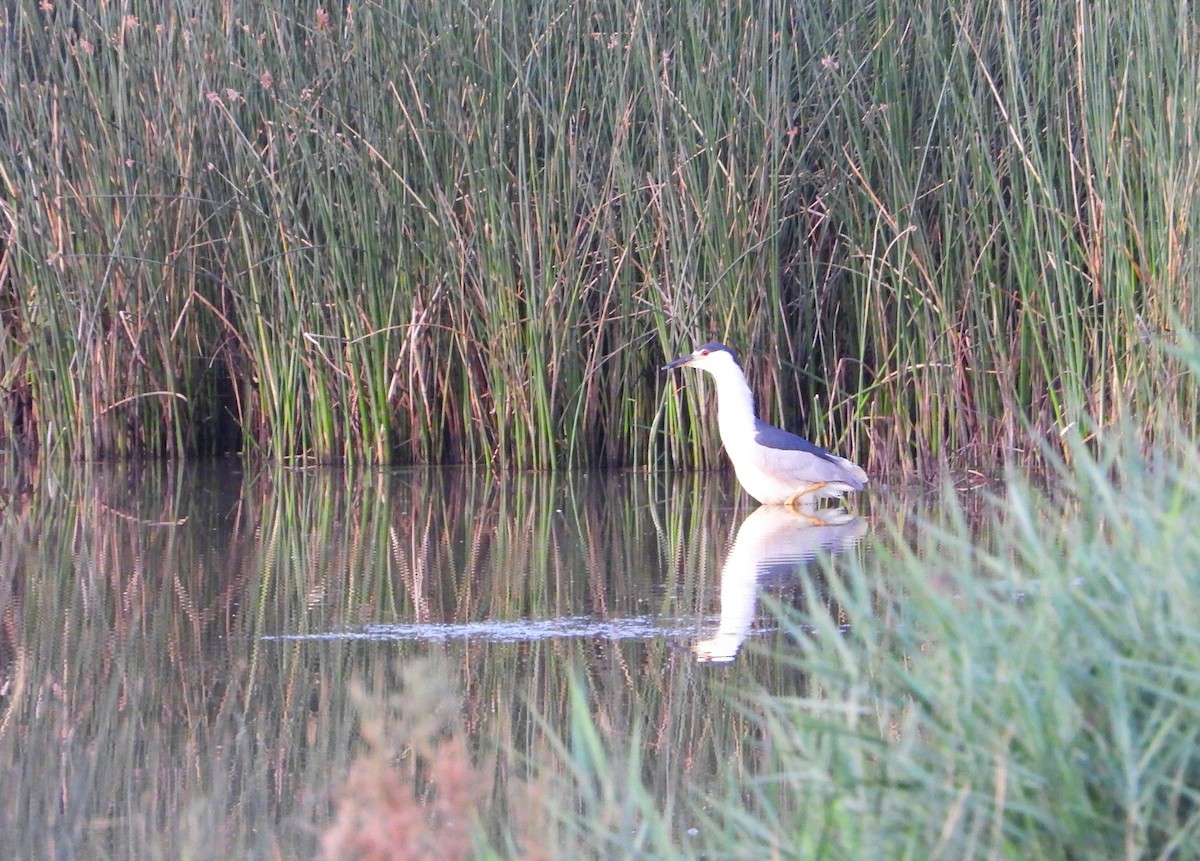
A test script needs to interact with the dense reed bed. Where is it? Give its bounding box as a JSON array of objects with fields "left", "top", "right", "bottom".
[{"left": 2, "top": 0, "right": 1194, "bottom": 467}]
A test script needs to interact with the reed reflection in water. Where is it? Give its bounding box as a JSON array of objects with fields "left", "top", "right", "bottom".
[{"left": 0, "top": 460, "right": 872, "bottom": 859}]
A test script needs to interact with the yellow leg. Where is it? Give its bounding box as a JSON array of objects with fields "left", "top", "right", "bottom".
[
  {"left": 784, "top": 482, "right": 833, "bottom": 526},
  {"left": 784, "top": 482, "right": 828, "bottom": 509}
]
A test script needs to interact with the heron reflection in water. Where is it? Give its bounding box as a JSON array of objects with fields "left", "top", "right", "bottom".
[{"left": 691, "top": 504, "right": 867, "bottom": 663}]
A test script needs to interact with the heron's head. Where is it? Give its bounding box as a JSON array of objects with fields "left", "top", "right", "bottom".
[{"left": 662, "top": 342, "right": 741, "bottom": 375}]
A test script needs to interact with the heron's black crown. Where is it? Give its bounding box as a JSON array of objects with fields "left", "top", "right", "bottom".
[{"left": 694, "top": 342, "right": 740, "bottom": 366}]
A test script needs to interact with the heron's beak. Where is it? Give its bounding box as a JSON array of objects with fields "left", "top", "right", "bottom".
[{"left": 662, "top": 353, "right": 696, "bottom": 371}]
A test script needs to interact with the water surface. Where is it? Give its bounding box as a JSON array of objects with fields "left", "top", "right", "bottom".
[{"left": 0, "top": 461, "right": 916, "bottom": 858}]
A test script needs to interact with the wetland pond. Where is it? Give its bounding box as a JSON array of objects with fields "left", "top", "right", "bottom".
[{"left": 0, "top": 461, "right": 959, "bottom": 859}]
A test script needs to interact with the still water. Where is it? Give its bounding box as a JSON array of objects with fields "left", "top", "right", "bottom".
[{"left": 0, "top": 461, "right": 928, "bottom": 859}]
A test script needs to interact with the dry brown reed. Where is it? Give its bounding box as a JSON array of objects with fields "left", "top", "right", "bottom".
[
  {"left": 322, "top": 733, "right": 481, "bottom": 861},
  {"left": 322, "top": 661, "right": 477, "bottom": 861}
]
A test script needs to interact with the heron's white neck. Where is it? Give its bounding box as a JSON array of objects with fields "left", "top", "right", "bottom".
[{"left": 705, "top": 363, "right": 759, "bottom": 443}]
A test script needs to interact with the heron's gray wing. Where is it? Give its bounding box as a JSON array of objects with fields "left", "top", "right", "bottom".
[
  {"left": 752, "top": 420, "right": 865, "bottom": 488},
  {"left": 753, "top": 420, "right": 838, "bottom": 459}
]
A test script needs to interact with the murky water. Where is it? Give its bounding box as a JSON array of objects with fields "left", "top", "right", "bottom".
[{"left": 0, "top": 461, "right": 915, "bottom": 859}]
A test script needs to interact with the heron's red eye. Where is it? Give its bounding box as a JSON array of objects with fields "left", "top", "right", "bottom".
[{"left": 699, "top": 349, "right": 709, "bottom": 356}]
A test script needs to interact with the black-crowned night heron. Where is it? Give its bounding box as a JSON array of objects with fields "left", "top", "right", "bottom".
[{"left": 663, "top": 342, "right": 868, "bottom": 508}]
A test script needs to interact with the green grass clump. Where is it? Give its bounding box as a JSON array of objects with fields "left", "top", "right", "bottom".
[
  {"left": 508, "top": 426, "right": 1200, "bottom": 859},
  {"left": 1, "top": 0, "right": 1198, "bottom": 466}
]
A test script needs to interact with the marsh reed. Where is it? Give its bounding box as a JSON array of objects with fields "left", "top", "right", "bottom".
[{"left": 2, "top": 0, "right": 1197, "bottom": 469}]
